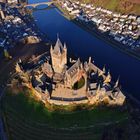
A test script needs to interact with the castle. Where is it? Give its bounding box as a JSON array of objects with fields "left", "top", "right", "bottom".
[{"left": 15, "top": 37, "right": 126, "bottom": 106}]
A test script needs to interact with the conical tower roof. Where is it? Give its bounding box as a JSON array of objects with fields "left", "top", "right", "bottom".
[
  {"left": 114, "top": 77, "right": 120, "bottom": 88},
  {"left": 53, "top": 37, "right": 64, "bottom": 54}
]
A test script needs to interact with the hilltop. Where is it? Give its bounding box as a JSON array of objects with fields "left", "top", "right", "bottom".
[{"left": 78, "top": 0, "right": 140, "bottom": 15}]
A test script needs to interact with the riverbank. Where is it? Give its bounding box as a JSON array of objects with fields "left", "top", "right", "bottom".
[
  {"left": 73, "top": 20, "right": 140, "bottom": 61},
  {"left": 55, "top": 2, "right": 140, "bottom": 61}
]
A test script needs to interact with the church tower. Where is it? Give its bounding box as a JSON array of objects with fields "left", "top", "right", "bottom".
[{"left": 50, "top": 37, "right": 67, "bottom": 73}]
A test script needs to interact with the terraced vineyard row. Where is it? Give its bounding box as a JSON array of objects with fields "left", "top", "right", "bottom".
[
  {"left": 2, "top": 91, "right": 129, "bottom": 140},
  {"left": 4, "top": 106, "right": 102, "bottom": 140}
]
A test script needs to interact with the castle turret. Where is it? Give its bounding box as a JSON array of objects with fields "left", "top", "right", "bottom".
[
  {"left": 50, "top": 37, "right": 67, "bottom": 73},
  {"left": 103, "top": 65, "right": 106, "bottom": 74},
  {"left": 88, "top": 57, "right": 91, "bottom": 64},
  {"left": 114, "top": 77, "right": 120, "bottom": 89},
  {"left": 63, "top": 43, "right": 67, "bottom": 65},
  {"left": 15, "top": 63, "right": 22, "bottom": 73},
  {"left": 104, "top": 71, "right": 111, "bottom": 84},
  {"left": 50, "top": 45, "right": 53, "bottom": 52}
]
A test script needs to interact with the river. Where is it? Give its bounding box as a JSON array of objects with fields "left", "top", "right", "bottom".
[{"left": 28, "top": 0, "right": 140, "bottom": 99}]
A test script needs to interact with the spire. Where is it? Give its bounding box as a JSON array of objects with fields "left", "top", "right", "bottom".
[
  {"left": 88, "top": 57, "right": 91, "bottom": 64},
  {"left": 107, "top": 70, "right": 111, "bottom": 76},
  {"left": 50, "top": 45, "right": 53, "bottom": 51},
  {"left": 19, "top": 59, "right": 22, "bottom": 63},
  {"left": 80, "top": 62, "right": 83, "bottom": 69},
  {"left": 114, "top": 76, "right": 120, "bottom": 88},
  {"left": 64, "top": 42, "right": 67, "bottom": 50},
  {"left": 15, "top": 63, "right": 21, "bottom": 73},
  {"left": 54, "top": 36, "right": 63, "bottom": 54},
  {"left": 103, "top": 65, "right": 106, "bottom": 74}
]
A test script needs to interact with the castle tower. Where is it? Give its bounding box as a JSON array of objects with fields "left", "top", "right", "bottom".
[
  {"left": 50, "top": 37, "right": 67, "bottom": 73},
  {"left": 104, "top": 71, "right": 111, "bottom": 84}
]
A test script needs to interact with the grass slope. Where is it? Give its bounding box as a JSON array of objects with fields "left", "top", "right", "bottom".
[
  {"left": 1, "top": 89, "right": 129, "bottom": 140},
  {"left": 3, "top": 91, "right": 128, "bottom": 127},
  {"left": 78, "top": 0, "right": 140, "bottom": 15}
]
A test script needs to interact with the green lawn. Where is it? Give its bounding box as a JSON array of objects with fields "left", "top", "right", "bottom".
[{"left": 72, "top": 77, "right": 85, "bottom": 90}]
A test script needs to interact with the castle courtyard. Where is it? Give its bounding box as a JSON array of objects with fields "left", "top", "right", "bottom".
[{"left": 51, "top": 86, "right": 87, "bottom": 99}]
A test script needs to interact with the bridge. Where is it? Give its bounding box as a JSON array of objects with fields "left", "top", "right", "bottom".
[{"left": 24, "top": 1, "right": 55, "bottom": 9}]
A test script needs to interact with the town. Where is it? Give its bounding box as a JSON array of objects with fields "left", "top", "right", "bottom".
[
  {"left": 0, "top": 1, "right": 48, "bottom": 58},
  {"left": 59, "top": 0, "right": 140, "bottom": 51}
]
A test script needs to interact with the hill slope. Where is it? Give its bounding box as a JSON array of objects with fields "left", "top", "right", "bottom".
[{"left": 79, "top": 0, "right": 140, "bottom": 15}]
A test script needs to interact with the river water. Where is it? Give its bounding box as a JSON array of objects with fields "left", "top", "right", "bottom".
[{"left": 29, "top": 0, "right": 140, "bottom": 99}]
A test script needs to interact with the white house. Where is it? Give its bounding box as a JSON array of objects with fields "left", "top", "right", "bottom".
[{"left": 70, "top": 9, "right": 80, "bottom": 15}]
